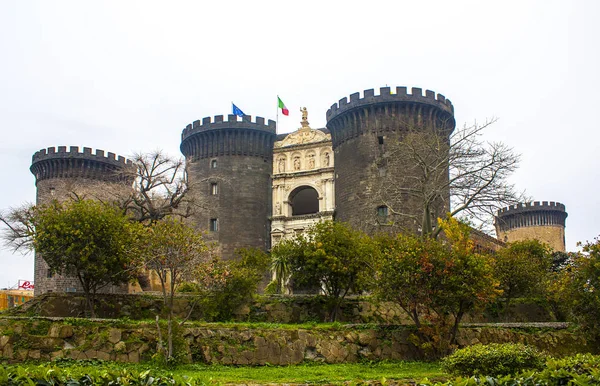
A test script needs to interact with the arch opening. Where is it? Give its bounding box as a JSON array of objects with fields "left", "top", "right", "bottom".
[{"left": 289, "top": 186, "right": 319, "bottom": 216}]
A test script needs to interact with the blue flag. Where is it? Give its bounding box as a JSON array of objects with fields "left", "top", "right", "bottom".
[{"left": 232, "top": 103, "right": 245, "bottom": 117}]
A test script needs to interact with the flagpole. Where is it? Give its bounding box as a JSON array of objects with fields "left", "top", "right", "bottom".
[{"left": 276, "top": 95, "right": 279, "bottom": 135}]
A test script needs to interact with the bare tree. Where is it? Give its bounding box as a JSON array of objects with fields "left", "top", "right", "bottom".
[
  {"left": 377, "top": 118, "right": 527, "bottom": 238},
  {"left": 124, "top": 151, "right": 194, "bottom": 224},
  {"left": 0, "top": 204, "right": 36, "bottom": 252},
  {"left": 0, "top": 151, "right": 202, "bottom": 295}
]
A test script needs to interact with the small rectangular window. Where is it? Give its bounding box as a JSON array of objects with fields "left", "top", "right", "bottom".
[
  {"left": 209, "top": 218, "right": 219, "bottom": 232},
  {"left": 211, "top": 159, "right": 217, "bottom": 168},
  {"left": 377, "top": 205, "right": 388, "bottom": 217},
  {"left": 378, "top": 136, "right": 384, "bottom": 145},
  {"left": 210, "top": 183, "right": 218, "bottom": 195}
]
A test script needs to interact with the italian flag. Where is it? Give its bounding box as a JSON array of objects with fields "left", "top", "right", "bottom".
[{"left": 278, "top": 96, "right": 289, "bottom": 116}]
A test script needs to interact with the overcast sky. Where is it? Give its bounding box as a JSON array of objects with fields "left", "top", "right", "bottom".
[{"left": 1, "top": 1, "right": 598, "bottom": 288}]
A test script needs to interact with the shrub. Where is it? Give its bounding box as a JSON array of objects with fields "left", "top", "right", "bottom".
[
  {"left": 0, "top": 364, "right": 196, "bottom": 385},
  {"left": 177, "top": 282, "right": 200, "bottom": 293},
  {"left": 193, "top": 248, "right": 270, "bottom": 321},
  {"left": 425, "top": 354, "right": 600, "bottom": 386},
  {"left": 442, "top": 343, "right": 546, "bottom": 377}
]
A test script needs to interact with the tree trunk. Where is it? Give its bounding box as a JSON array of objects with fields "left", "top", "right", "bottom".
[
  {"left": 449, "top": 308, "right": 464, "bottom": 347},
  {"left": 167, "top": 310, "right": 173, "bottom": 359},
  {"left": 78, "top": 274, "right": 96, "bottom": 318}
]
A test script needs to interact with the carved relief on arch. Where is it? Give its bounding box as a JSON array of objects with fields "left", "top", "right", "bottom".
[
  {"left": 320, "top": 148, "right": 332, "bottom": 167},
  {"left": 306, "top": 151, "right": 316, "bottom": 169},
  {"left": 291, "top": 152, "right": 302, "bottom": 171},
  {"left": 276, "top": 155, "right": 287, "bottom": 173}
]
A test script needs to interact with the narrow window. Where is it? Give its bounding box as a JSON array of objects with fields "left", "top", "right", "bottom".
[
  {"left": 209, "top": 218, "right": 219, "bottom": 232},
  {"left": 210, "top": 182, "right": 218, "bottom": 195},
  {"left": 378, "top": 136, "right": 384, "bottom": 145},
  {"left": 210, "top": 159, "right": 217, "bottom": 168},
  {"left": 377, "top": 205, "right": 388, "bottom": 218}
]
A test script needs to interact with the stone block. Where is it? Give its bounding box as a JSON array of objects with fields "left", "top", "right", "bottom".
[
  {"left": 116, "top": 353, "right": 129, "bottom": 362},
  {"left": 108, "top": 328, "right": 122, "bottom": 344},
  {"left": 128, "top": 350, "right": 140, "bottom": 363},
  {"left": 114, "top": 341, "right": 126, "bottom": 352},
  {"left": 2, "top": 344, "right": 13, "bottom": 359},
  {"left": 96, "top": 350, "right": 111, "bottom": 361}
]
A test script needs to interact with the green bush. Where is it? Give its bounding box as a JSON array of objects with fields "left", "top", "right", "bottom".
[
  {"left": 0, "top": 364, "right": 196, "bottom": 385},
  {"left": 441, "top": 343, "right": 546, "bottom": 377},
  {"left": 193, "top": 248, "right": 271, "bottom": 322},
  {"left": 177, "top": 281, "right": 200, "bottom": 293},
  {"left": 426, "top": 354, "right": 600, "bottom": 386}
]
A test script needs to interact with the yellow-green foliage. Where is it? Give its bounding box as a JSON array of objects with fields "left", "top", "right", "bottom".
[
  {"left": 441, "top": 343, "right": 546, "bottom": 377},
  {"left": 272, "top": 221, "right": 377, "bottom": 321},
  {"left": 428, "top": 354, "right": 600, "bottom": 386},
  {"left": 374, "top": 217, "right": 500, "bottom": 358}
]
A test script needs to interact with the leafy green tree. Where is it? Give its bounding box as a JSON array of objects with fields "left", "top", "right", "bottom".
[
  {"left": 31, "top": 200, "right": 143, "bottom": 317},
  {"left": 272, "top": 221, "right": 377, "bottom": 321},
  {"left": 141, "top": 217, "right": 207, "bottom": 361},
  {"left": 551, "top": 237, "right": 600, "bottom": 340},
  {"left": 192, "top": 248, "right": 270, "bottom": 321},
  {"left": 493, "top": 240, "right": 553, "bottom": 309},
  {"left": 374, "top": 217, "right": 500, "bottom": 358}
]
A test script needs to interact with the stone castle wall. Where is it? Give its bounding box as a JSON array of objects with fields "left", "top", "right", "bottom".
[
  {"left": 30, "top": 146, "right": 134, "bottom": 296},
  {"left": 495, "top": 201, "right": 567, "bottom": 251},
  {"left": 500, "top": 226, "right": 566, "bottom": 252},
  {"left": 180, "top": 115, "right": 276, "bottom": 258},
  {"left": 326, "top": 87, "right": 455, "bottom": 234}
]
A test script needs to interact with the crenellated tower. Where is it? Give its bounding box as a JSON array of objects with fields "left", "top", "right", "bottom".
[
  {"left": 30, "top": 146, "right": 134, "bottom": 295},
  {"left": 495, "top": 201, "right": 568, "bottom": 252},
  {"left": 326, "top": 86, "right": 455, "bottom": 234},
  {"left": 180, "top": 115, "right": 276, "bottom": 258}
]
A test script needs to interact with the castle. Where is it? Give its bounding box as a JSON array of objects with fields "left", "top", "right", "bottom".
[{"left": 29, "top": 86, "right": 568, "bottom": 295}]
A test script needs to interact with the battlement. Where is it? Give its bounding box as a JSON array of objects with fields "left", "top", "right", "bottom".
[
  {"left": 326, "top": 86, "right": 454, "bottom": 121},
  {"left": 497, "top": 201, "right": 567, "bottom": 216},
  {"left": 495, "top": 201, "right": 568, "bottom": 234},
  {"left": 30, "top": 146, "right": 133, "bottom": 184},
  {"left": 181, "top": 115, "right": 276, "bottom": 141},
  {"left": 32, "top": 146, "right": 132, "bottom": 167}
]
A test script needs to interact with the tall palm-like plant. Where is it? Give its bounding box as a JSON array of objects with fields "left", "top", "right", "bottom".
[{"left": 271, "top": 245, "right": 293, "bottom": 294}]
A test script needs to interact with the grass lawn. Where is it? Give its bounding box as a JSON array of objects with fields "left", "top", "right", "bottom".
[
  {"left": 174, "top": 361, "right": 445, "bottom": 383},
  {"left": 6, "top": 361, "right": 445, "bottom": 384}
]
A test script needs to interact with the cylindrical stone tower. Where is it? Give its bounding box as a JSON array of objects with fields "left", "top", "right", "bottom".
[
  {"left": 30, "top": 146, "right": 134, "bottom": 295},
  {"left": 326, "top": 86, "right": 455, "bottom": 234},
  {"left": 495, "top": 201, "right": 568, "bottom": 252},
  {"left": 180, "top": 115, "right": 276, "bottom": 259}
]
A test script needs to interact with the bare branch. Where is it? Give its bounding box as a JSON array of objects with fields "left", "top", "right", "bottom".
[
  {"left": 0, "top": 204, "right": 37, "bottom": 253},
  {"left": 376, "top": 118, "right": 526, "bottom": 237}
]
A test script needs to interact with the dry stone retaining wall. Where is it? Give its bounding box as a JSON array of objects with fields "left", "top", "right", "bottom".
[{"left": 0, "top": 318, "right": 594, "bottom": 365}]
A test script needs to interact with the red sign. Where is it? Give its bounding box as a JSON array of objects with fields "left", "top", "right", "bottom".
[{"left": 18, "top": 280, "right": 34, "bottom": 290}]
